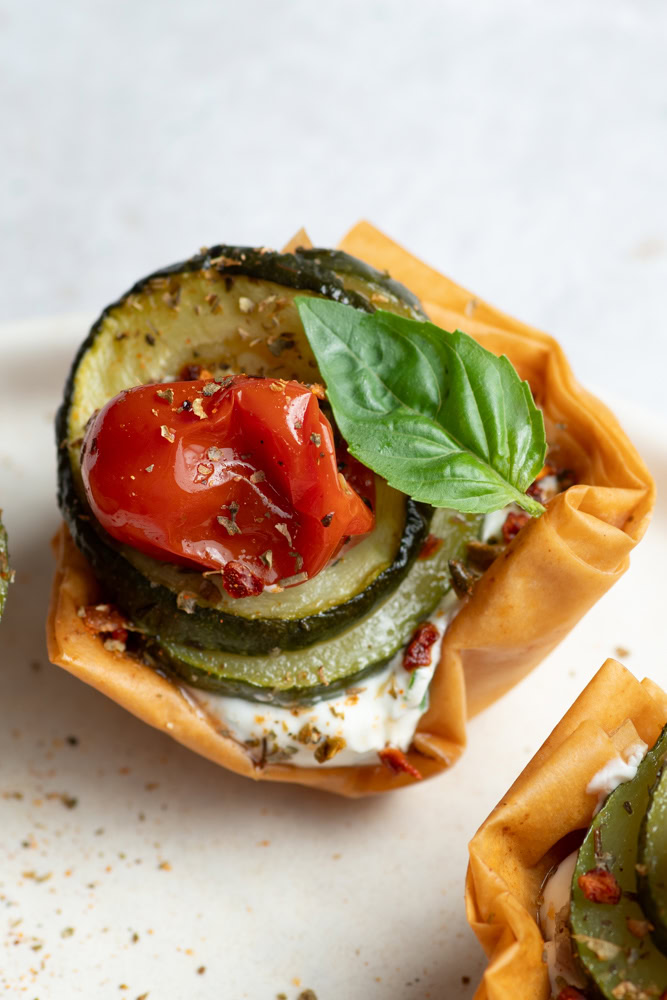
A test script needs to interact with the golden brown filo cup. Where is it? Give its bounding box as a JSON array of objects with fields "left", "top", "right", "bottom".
[
  {"left": 465, "top": 658, "right": 667, "bottom": 999},
  {"left": 47, "top": 223, "right": 655, "bottom": 796}
]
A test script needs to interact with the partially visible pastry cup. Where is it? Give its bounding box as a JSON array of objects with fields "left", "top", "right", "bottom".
[
  {"left": 465, "top": 658, "right": 667, "bottom": 999},
  {"left": 47, "top": 224, "right": 655, "bottom": 796}
]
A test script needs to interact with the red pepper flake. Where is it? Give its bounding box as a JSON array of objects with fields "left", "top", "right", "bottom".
[
  {"left": 403, "top": 622, "right": 439, "bottom": 672},
  {"left": 222, "top": 561, "right": 264, "bottom": 599},
  {"left": 555, "top": 988, "right": 587, "bottom": 1000},
  {"left": 378, "top": 748, "right": 422, "bottom": 780},
  {"left": 502, "top": 510, "right": 530, "bottom": 543},
  {"left": 526, "top": 480, "right": 545, "bottom": 503},
  {"left": 310, "top": 383, "right": 326, "bottom": 399},
  {"left": 578, "top": 867, "right": 622, "bottom": 904},
  {"left": 418, "top": 534, "right": 442, "bottom": 560}
]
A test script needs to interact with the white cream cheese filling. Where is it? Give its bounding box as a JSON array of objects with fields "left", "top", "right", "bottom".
[
  {"left": 586, "top": 740, "right": 648, "bottom": 813},
  {"left": 186, "top": 590, "right": 459, "bottom": 769}
]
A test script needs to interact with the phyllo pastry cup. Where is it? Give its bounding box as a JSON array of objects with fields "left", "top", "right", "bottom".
[
  {"left": 465, "top": 658, "right": 667, "bottom": 999},
  {"left": 48, "top": 224, "right": 654, "bottom": 796}
]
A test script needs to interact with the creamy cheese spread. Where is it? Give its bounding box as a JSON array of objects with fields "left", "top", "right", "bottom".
[
  {"left": 186, "top": 590, "right": 459, "bottom": 769},
  {"left": 586, "top": 740, "right": 648, "bottom": 813}
]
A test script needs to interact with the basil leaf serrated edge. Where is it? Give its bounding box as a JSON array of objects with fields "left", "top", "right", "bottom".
[{"left": 296, "top": 297, "right": 546, "bottom": 516}]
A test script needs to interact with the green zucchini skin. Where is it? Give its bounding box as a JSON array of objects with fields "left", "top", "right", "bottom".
[
  {"left": 56, "top": 244, "right": 429, "bottom": 654},
  {"left": 152, "top": 642, "right": 396, "bottom": 708},
  {"left": 0, "top": 513, "right": 9, "bottom": 620},
  {"left": 62, "top": 496, "right": 431, "bottom": 655},
  {"left": 638, "top": 764, "right": 667, "bottom": 953},
  {"left": 148, "top": 507, "right": 481, "bottom": 706}
]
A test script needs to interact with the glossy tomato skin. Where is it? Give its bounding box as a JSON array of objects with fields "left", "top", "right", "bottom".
[{"left": 81, "top": 376, "right": 375, "bottom": 593}]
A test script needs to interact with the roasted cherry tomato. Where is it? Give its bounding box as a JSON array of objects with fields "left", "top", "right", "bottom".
[{"left": 81, "top": 376, "right": 375, "bottom": 596}]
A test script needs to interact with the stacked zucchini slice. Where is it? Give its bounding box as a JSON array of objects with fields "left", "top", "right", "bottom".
[
  {"left": 57, "top": 245, "right": 480, "bottom": 705},
  {"left": 569, "top": 725, "right": 667, "bottom": 997}
]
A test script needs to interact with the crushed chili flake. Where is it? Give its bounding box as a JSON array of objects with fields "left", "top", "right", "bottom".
[
  {"left": 160, "top": 425, "right": 175, "bottom": 443},
  {"left": 526, "top": 480, "right": 545, "bottom": 503},
  {"left": 222, "top": 561, "right": 264, "bottom": 598},
  {"left": 578, "top": 867, "right": 622, "bottom": 904},
  {"left": 180, "top": 363, "right": 203, "bottom": 380},
  {"left": 403, "top": 622, "right": 439, "bottom": 672},
  {"left": 259, "top": 549, "right": 273, "bottom": 568},
  {"left": 378, "top": 747, "right": 422, "bottom": 780},
  {"left": 156, "top": 388, "right": 174, "bottom": 405},
  {"left": 201, "top": 383, "right": 220, "bottom": 396},
  {"left": 502, "top": 510, "right": 530, "bottom": 544},
  {"left": 418, "top": 534, "right": 442, "bottom": 560},
  {"left": 555, "top": 988, "right": 587, "bottom": 1000},
  {"left": 310, "top": 383, "right": 325, "bottom": 399}
]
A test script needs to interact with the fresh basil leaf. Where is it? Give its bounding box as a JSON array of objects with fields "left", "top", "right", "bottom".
[{"left": 296, "top": 297, "right": 546, "bottom": 516}]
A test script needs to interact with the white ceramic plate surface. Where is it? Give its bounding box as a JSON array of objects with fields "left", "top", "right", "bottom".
[{"left": 1, "top": 316, "right": 665, "bottom": 999}]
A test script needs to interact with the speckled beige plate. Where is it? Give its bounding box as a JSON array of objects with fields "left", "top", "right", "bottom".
[{"left": 1, "top": 311, "right": 666, "bottom": 997}]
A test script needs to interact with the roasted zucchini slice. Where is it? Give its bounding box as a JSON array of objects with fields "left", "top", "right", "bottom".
[
  {"left": 152, "top": 507, "right": 480, "bottom": 705},
  {"left": 57, "top": 245, "right": 431, "bottom": 652}
]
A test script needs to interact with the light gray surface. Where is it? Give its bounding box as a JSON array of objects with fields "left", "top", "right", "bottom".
[{"left": 3, "top": 0, "right": 667, "bottom": 410}]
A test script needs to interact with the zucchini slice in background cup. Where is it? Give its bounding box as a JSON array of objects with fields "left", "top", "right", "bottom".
[{"left": 48, "top": 223, "right": 655, "bottom": 796}]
